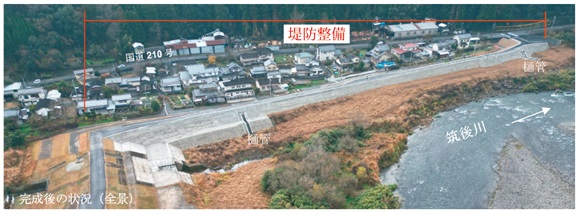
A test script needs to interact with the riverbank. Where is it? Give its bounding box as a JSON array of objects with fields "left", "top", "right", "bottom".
[{"left": 180, "top": 46, "right": 574, "bottom": 208}]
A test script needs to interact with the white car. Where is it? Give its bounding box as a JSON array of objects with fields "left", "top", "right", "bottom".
[
  {"left": 33, "top": 79, "right": 41, "bottom": 84},
  {"left": 117, "top": 64, "right": 126, "bottom": 68}
]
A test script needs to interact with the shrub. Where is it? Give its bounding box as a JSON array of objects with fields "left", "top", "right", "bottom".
[
  {"left": 151, "top": 100, "right": 161, "bottom": 112},
  {"left": 353, "top": 184, "right": 400, "bottom": 209}
]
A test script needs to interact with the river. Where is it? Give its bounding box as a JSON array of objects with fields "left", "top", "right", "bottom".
[{"left": 380, "top": 92, "right": 575, "bottom": 208}]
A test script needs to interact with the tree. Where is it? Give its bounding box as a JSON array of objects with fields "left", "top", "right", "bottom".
[
  {"left": 370, "top": 36, "right": 379, "bottom": 48},
  {"left": 353, "top": 184, "right": 400, "bottom": 209},
  {"left": 208, "top": 55, "right": 217, "bottom": 65},
  {"left": 151, "top": 100, "right": 161, "bottom": 112}
]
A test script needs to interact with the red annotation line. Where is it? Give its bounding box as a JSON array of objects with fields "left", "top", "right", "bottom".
[
  {"left": 85, "top": 19, "right": 545, "bottom": 23},
  {"left": 83, "top": 10, "right": 87, "bottom": 112},
  {"left": 82, "top": 11, "right": 549, "bottom": 111}
]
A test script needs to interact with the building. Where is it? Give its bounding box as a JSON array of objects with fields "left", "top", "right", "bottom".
[
  {"left": 239, "top": 48, "right": 274, "bottom": 66},
  {"left": 317, "top": 45, "right": 337, "bottom": 62},
  {"left": 219, "top": 63, "right": 246, "bottom": 81},
  {"left": 35, "top": 99, "right": 54, "bottom": 117},
  {"left": 263, "top": 60, "right": 278, "bottom": 71},
  {"left": 18, "top": 88, "right": 46, "bottom": 107},
  {"left": 73, "top": 68, "right": 96, "bottom": 84},
  {"left": 250, "top": 66, "right": 268, "bottom": 78},
  {"left": 133, "top": 42, "right": 145, "bottom": 54},
  {"left": 453, "top": 33, "right": 473, "bottom": 49},
  {"left": 294, "top": 52, "right": 315, "bottom": 64},
  {"left": 220, "top": 79, "right": 255, "bottom": 103},
  {"left": 145, "top": 67, "right": 156, "bottom": 76},
  {"left": 192, "top": 81, "right": 226, "bottom": 104},
  {"left": 4, "top": 82, "right": 22, "bottom": 99},
  {"left": 255, "top": 78, "right": 288, "bottom": 94},
  {"left": 387, "top": 22, "right": 438, "bottom": 39},
  {"left": 159, "top": 77, "right": 183, "bottom": 93},
  {"left": 112, "top": 94, "right": 132, "bottom": 109},
  {"left": 77, "top": 99, "right": 115, "bottom": 115},
  {"left": 163, "top": 29, "right": 227, "bottom": 56}
]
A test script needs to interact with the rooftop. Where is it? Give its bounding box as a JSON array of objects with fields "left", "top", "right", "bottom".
[
  {"left": 388, "top": 23, "right": 419, "bottom": 32},
  {"left": 414, "top": 22, "right": 439, "bottom": 30},
  {"left": 319, "top": 45, "right": 336, "bottom": 52},
  {"left": 18, "top": 87, "right": 45, "bottom": 95},
  {"left": 4, "top": 82, "right": 22, "bottom": 91},
  {"left": 295, "top": 52, "right": 314, "bottom": 58},
  {"left": 160, "top": 77, "right": 182, "bottom": 86},
  {"left": 73, "top": 68, "right": 94, "bottom": 75},
  {"left": 112, "top": 94, "right": 132, "bottom": 101},
  {"left": 77, "top": 99, "right": 108, "bottom": 109},
  {"left": 222, "top": 78, "right": 254, "bottom": 87}
]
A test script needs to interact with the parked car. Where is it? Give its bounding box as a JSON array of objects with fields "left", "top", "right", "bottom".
[
  {"left": 117, "top": 64, "right": 126, "bottom": 68},
  {"left": 33, "top": 79, "right": 41, "bottom": 84}
]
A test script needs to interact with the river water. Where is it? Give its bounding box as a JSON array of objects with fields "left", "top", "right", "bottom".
[{"left": 380, "top": 92, "right": 575, "bottom": 208}]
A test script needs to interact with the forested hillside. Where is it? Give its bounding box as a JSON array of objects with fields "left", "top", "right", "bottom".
[{"left": 4, "top": 4, "right": 574, "bottom": 81}]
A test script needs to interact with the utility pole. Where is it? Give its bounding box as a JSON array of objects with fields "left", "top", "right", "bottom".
[
  {"left": 491, "top": 22, "right": 496, "bottom": 39},
  {"left": 473, "top": 32, "right": 480, "bottom": 54},
  {"left": 21, "top": 76, "right": 26, "bottom": 88},
  {"left": 549, "top": 15, "right": 557, "bottom": 34}
]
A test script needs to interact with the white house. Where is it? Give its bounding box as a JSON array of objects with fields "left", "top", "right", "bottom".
[
  {"left": 317, "top": 45, "right": 337, "bottom": 62},
  {"left": 453, "top": 33, "right": 473, "bottom": 49},
  {"left": 294, "top": 52, "right": 315, "bottom": 64}
]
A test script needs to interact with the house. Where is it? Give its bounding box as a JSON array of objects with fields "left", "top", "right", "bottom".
[
  {"left": 294, "top": 52, "right": 315, "bottom": 64},
  {"left": 453, "top": 33, "right": 473, "bottom": 49},
  {"left": 145, "top": 67, "right": 156, "bottom": 76},
  {"left": 105, "top": 77, "right": 123, "bottom": 86},
  {"left": 192, "top": 81, "right": 226, "bottom": 104},
  {"left": 348, "top": 54, "right": 360, "bottom": 64},
  {"left": 370, "top": 52, "right": 393, "bottom": 65},
  {"left": 317, "top": 45, "right": 337, "bottom": 62},
  {"left": 267, "top": 70, "right": 282, "bottom": 80},
  {"left": 133, "top": 42, "right": 145, "bottom": 54},
  {"left": 180, "top": 64, "right": 220, "bottom": 86},
  {"left": 239, "top": 48, "right": 274, "bottom": 66},
  {"left": 255, "top": 78, "right": 288, "bottom": 94},
  {"left": 45, "top": 89, "right": 61, "bottom": 101},
  {"left": 425, "top": 41, "right": 453, "bottom": 58},
  {"left": 250, "top": 66, "right": 268, "bottom": 78},
  {"left": 263, "top": 60, "right": 278, "bottom": 71},
  {"left": 159, "top": 77, "right": 183, "bottom": 93},
  {"left": 77, "top": 99, "right": 115, "bottom": 115},
  {"left": 336, "top": 56, "right": 354, "bottom": 67},
  {"left": 413, "top": 22, "right": 439, "bottom": 37},
  {"left": 140, "top": 76, "right": 154, "bottom": 93},
  {"left": 391, "top": 48, "right": 412, "bottom": 59},
  {"left": 35, "top": 99, "right": 54, "bottom": 117},
  {"left": 372, "top": 44, "right": 391, "bottom": 54},
  {"left": 4, "top": 82, "right": 22, "bottom": 99},
  {"left": 18, "top": 88, "right": 46, "bottom": 107},
  {"left": 220, "top": 79, "right": 255, "bottom": 103},
  {"left": 73, "top": 68, "right": 96, "bottom": 84},
  {"left": 124, "top": 77, "right": 142, "bottom": 92},
  {"left": 278, "top": 65, "right": 294, "bottom": 78},
  {"left": 220, "top": 63, "right": 246, "bottom": 81},
  {"left": 239, "top": 52, "right": 260, "bottom": 66},
  {"left": 112, "top": 94, "right": 132, "bottom": 109},
  {"left": 399, "top": 43, "right": 419, "bottom": 52},
  {"left": 387, "top": 22, "right": 438, "bottom": 39},
  {"left": 294, "top": 64, "right": 326, "bottom": 79}
]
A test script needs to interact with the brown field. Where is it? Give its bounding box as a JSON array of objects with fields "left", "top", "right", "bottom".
[
  {"left": 50, "top": 133, "right": 70, "bottom": 159},
  {"left": 4, "top": 101, "right": 19, "bottom": 109},
  {"left": 6, "top": 132, "right": 91, "bottom": 209},
  {"left": 180, "top": 46, "right": 575, "bottom": 208},
  {"left": 135, "top": 185, "right": 159, "bottom": 209},
  {"left": 185, "top": 158, "right": 276, "bottom": 209},
  {"left": 105, "top": 165, "right": 130, "bottom": 209},
  {"left": 78, "top": 132, "right": 90, "bottom": 153},
  {"left": 103, "top": 138, "right": 115, "bottom": 151}
]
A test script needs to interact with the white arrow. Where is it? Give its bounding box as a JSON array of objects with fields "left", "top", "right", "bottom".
[{"left": 511, "top": 107, "right": 551, "bottom": 124}]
